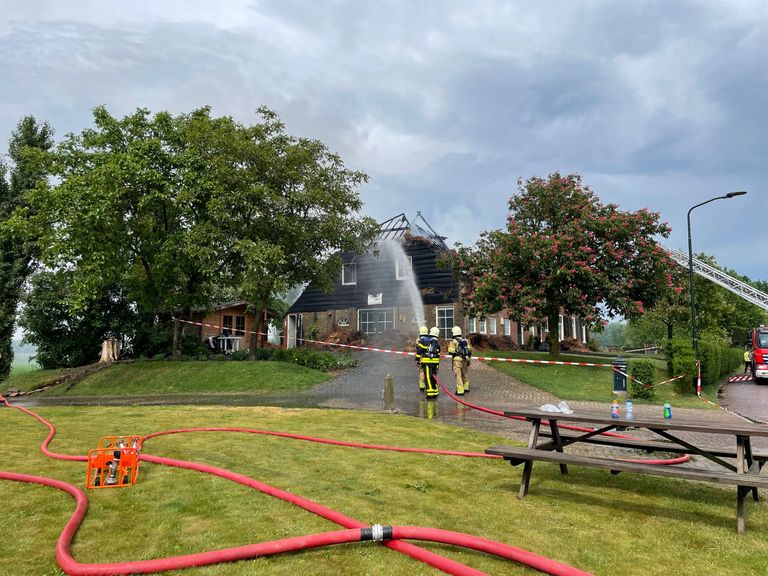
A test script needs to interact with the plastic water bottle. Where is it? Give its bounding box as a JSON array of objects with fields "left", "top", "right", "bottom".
[
  {"left": 625, "top": 399, "right": 633, "bottom": 421},
  {"left": 611, "top": 399, "right": 620, "bottom": 419},
  {"left": 663, "top": 401, "right": 672, "bottom": 419}
]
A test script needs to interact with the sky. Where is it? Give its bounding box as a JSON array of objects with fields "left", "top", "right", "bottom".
[{"left": 1, "top": 0, "right": 766, "bottom": 283}]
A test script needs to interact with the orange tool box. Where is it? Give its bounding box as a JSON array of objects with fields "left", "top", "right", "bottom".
[{"left": 86, "top": 436, "right": 143, "bottom": 489}]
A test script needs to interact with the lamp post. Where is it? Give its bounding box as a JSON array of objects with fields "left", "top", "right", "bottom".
[{"left": 687, "top": 191, "right": 747, "bottom": 356}]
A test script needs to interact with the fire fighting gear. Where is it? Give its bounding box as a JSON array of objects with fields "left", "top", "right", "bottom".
[
  {"left": 418, "top": 330, "right": 441, "bottom": 398},
  {"left": 451, "top": 325, "right": 462, "bottom": 337},
  {"left": 448, "top": 333, "right": 472, "bottom": 395},
  {"left": 429, "top": 326, "right": 440, "bottom": 337},
  {"left": 415, "top": 329, "right": 431, "bottom": 391}
]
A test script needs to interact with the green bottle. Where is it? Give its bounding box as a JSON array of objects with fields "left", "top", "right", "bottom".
[{"left": 663, "top": 401, "right": 672, "bottom": 419}]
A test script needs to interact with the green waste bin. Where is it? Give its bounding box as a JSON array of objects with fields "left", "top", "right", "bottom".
[{"left": 613, "top": 357, "right": 627, "bottom": 394}]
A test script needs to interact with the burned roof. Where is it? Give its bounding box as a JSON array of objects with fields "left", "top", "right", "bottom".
[{"left": 377, "top": 212, "right": 449, "bottom": 253}]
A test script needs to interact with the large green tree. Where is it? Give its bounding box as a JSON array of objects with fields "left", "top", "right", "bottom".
[
  {"left": 447, "top": 173, "right": 675, "bottom": 355},
  {"left": 8, "top": 106, "right": 376, "bottom": 360},
  {"left": 0, "top": 116, "right": 54, "bottom": 380},
  {"left": 214, "top": 109, "right": 378, "bottom": 357}
]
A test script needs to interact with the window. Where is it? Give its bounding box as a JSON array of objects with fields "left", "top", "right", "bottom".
[
  {"left": 223, "top": 315, "right": 233, "bottom": 336},
  {"left": 358, "top": 308, "right": 394, "bottom": 334},
  {"left": 436, "top": 306, "right": 454, "bottom": 339},
  {"left": 395, "top": 256, "right": 412, "bottom": 280},
  {"left": 503, "top": 319, "right": 511, "bottom": 336},
  {"left": 235, "top": 316, "right": 245, "bottom": 336},
  {"left": 488, "top": 318, "right": 497, "bottom": 335},
  {"left": 467, "top": 317, "right": 476, "bottom": 333},
  {"left": 342, "top": 263, "right": 357, "bottom": 285},
  {"left": 479, "top": 318, "right": 487, "bottom": 334}
]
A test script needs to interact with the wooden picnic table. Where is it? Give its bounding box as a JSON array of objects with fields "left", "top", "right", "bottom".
[{"left": 486, "top": 405, "right": 768, "bottom": 533}]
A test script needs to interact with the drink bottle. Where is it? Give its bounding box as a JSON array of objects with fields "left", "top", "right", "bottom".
[
  {"left": 663, "top": 401, "right": 672, "bottom": 419},
  {"left": 625, "top": 399, "right": 633, "bottom": 421},
  {"left": 611, "top": 399, "right": 620, "bottom": 419}
]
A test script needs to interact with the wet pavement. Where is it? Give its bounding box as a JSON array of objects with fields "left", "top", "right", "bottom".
[{"left": 721, "top": 377, "right": 768, "bottom": 425}]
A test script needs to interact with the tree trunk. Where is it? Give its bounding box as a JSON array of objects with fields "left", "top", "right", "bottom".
[
  {"left": 172, "top": 316, "right": 182, "bottom": 360},
  {"left": 666, "top": 321, "right": 673, "bottom": 341},
  {"left": 547, "top": 311, "right": 560, "bottom": 356},
  {"left": 99, "top": 338, "right": 120, "bottom": 363}
]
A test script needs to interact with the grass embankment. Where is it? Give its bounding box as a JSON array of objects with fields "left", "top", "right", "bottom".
[
  {"left": 5, "top": 360, "right": 330, "bottom": 396},
  {"left": 479, "top": 351, "right": 718, "bottom": 409},
  {"left": 1, "top": 405, "right": 766, "bottom": 576}
]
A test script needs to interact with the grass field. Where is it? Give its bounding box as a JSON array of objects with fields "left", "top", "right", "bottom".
[
  {"left": 4, "top": 360, "right": 330, "bottom": 396},
  {"left": 1, "top": 404, "right": 767, "bottom": 576},
  {"left": 479, "top": 350, "right": 719, "bottom": 409}
]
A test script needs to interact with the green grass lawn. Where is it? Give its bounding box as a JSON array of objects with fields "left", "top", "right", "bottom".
[
  {"left": 478, "top": 350, "right": 720, "bottom": 409},
  {"left": 1, "top": 405, "right": 766, "bottom": 576},
  {"left": 20, "top": 360, "right": 331, "bottom": 396}
]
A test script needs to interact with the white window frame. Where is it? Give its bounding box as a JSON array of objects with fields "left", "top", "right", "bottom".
[
  {"left": 479, "top": 318, "right": 487, "bottom": 334},
  {"left": 504, "top": 318, "right": 511, "bottom": 336},
  {"left": 436, "top": 306, "right": 454, "bottom": 339},
  {"left": 342, "top": 263, "right": 357, "bottom": 286},
  {"left": 395, "top": 255, "right": 412, "bottom": 281},
  {"left": 559, "top": 314, "right": 565, "bottom": 341},
  {"left": 467, "top": 317, "right": 476, "bottom": 333},
  {"left": 358, "top": 308, "right": 395, "bottom": 334},
  {"left": 488, "top": 318, "right": 497, "bottom": 335}
]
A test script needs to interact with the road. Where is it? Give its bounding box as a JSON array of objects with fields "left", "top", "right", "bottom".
[{"left": 721, "top": 377, "right": 768, "bottom": 424}]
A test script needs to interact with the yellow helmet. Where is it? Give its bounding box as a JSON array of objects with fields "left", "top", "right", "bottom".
[
  {"left": 419, "top": 326, "right": 428, "bottom": 335},
  {"left": 451, "top": 326, "right": 462, "bottom": 337},
  {"left": 429, "top": 327, "right": 440, "bottom": 337}
]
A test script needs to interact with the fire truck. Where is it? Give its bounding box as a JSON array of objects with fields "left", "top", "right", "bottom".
[{"left": 749, "top": 326, "right": 768, "bottom": 382}]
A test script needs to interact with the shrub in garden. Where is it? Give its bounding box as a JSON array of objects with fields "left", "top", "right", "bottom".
[{"left": 629, "top": 359, "right": 656, "bottom": 399}]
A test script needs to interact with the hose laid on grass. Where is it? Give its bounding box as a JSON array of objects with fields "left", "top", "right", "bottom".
[{"left": 0, "top": 394, "right": 592, "bottom": 576}]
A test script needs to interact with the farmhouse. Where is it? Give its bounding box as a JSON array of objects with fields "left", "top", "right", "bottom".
[{"left": 285, "top": 213, "right": 589, "bottom": 349}]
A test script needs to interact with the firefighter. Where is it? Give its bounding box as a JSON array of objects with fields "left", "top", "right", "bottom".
[
  {"left": 419, "top": 326, "right": 441, "bottom": 399},
  {"left": 415, "top": 326, "right": 430, "bottom": 392},
  {"left": 744, "top": 346, "right": 753, "bottom": 376},
  {"left": 447, "top": 326, "right": 472, "bottom": 395}
]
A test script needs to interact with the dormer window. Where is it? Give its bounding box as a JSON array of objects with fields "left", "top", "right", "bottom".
[
  {"left": 342, "top": 263, "right": 357, "bottom": 286},
  {"left": 395, "top": 256, "right": 412, "bottom": 280}
]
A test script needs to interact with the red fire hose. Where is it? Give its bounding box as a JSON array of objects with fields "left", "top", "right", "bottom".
[{"left": 1, "top": 394, "right": 592, "bottom": 575}]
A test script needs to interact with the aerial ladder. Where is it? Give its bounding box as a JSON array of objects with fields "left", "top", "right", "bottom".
[{"left": 658, "top": 242, "right": 768, "bottom": 312}]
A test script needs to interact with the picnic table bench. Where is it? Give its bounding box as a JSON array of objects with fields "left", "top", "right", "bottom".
[{"left": 487, "top": 406, "right": 768, "bottom": 533}]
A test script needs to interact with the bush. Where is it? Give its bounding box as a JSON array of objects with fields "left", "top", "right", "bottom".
[
  {"left": 668, "top": 339, "right": 697, "bottom": 394},
  {"left": 629, "top": 359, "right": 656, "bottom": 399},
  {"left": 251, "top": 347, "right": 359, "bottom": 371},
  {"left": 230, "top": 350, "right": 249, "bottom": 361}
]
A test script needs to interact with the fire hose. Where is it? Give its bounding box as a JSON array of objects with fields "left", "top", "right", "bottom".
[{"left": 0, "top": 394, "right": 592, "bottom": 576}]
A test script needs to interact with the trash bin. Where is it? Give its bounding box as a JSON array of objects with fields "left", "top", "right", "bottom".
[{"left": 612, "top": 356, "right": 628, "bottom": 394}]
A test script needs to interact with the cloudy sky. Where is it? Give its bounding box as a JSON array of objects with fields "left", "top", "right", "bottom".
[{"left": 2, "top": 0, "right": 766, "bottom": 280}]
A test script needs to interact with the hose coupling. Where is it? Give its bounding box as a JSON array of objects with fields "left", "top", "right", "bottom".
[{"left": 360, "top": 524, "right": 393, "bottom": 542}]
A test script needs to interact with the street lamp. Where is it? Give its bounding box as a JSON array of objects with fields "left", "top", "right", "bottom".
[{"left": 687, "top": 191, "right": 747, "bottom": 356}]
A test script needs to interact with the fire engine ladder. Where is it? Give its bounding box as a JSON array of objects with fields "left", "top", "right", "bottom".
[{"left": 659, "top": 242, "right": 768, "bottom": 312}]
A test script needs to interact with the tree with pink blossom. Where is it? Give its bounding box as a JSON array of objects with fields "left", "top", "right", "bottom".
[{"left": 445, "top": 173, "right": 676, "bottom": 355}]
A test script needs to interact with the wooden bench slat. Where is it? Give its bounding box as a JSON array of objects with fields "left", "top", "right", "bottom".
[
  {"left": 536, "top": 432, "right": 768, "bottom": 461},
  {"left": 485, "top": 445, "right": 768, "bottom": 488}
]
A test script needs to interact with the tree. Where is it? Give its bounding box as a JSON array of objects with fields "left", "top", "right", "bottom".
[
  {"left": 0, "top": 116, "right": 54, "bottom": 381},
  {"left": 626, "top": 266, "right": 689, "bottom": 347},
  {"left": 19, "top": 270, "right": 137, "bottom": 368},
  {"left": 8, "top": 106, "right": 377, "bottom": 360},
  {"left": 214, "top": 108, "right": 379, "bottom": 358},
  {"left": 446, "top": 173, "right": 676, "bottom": 355}
]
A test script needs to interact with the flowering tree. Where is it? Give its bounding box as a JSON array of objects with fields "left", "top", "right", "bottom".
[{"left": 446, "top": 173, "right": 676, "bottom": 355}]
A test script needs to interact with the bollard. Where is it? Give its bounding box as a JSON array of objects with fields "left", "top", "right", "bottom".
[{"left": 384, "top": 374, "right": 394, "bottom": 411}]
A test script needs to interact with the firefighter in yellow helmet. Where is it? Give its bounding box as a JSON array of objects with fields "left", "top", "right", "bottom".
[
  {"left": 418, "top": 326, "right": 441, "bottom": 399},
  {"left": 447, "top": 326, "right": 472, "bottom": 395},
  {"left": 414, "top": 326, "right": 429, "bottom": 391}
]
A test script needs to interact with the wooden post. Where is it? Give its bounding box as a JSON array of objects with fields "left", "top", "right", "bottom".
[{"left": 384, "top": 374, "right": 394, "bottom": 411}]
